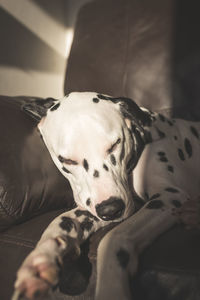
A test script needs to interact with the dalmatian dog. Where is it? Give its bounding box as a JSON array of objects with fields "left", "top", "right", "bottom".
[{"left": 12, "top": 92, "right": 200, "bottom": 300}]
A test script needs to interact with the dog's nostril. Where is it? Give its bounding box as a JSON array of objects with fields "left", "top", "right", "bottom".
[{"left": 96, "top": 197, "right": 125, "bottom": 221}]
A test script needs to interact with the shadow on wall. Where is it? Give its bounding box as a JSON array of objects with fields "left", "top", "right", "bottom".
[
  {"left": 0, "top": 7, "right": 65, "bottom": 73},
  {"left": 32, "top": 0, "right": 68, "bottom": 27},
  {"left": 172, "top": 0, "right": 200, "bottom": 111}
]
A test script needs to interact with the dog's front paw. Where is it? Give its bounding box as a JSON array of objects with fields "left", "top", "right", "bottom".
[
  {"left": 14, "top": 253, "right": 60, "bottom": 299},
  {"left": 13, "top": 238, "right": 65, "bottom": 299}
]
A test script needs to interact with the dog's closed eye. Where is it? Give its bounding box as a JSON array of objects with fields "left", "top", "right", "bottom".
[
  {"left": 107, "top": 138, "right": 121, "bottom": 154},
  {"left": 58, "top": 155, "right": 78, "bottom": 165}
]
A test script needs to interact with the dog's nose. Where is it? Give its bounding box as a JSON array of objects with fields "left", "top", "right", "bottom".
[{"left": 95, "top": 197, "right": 125, "bottom": 221}]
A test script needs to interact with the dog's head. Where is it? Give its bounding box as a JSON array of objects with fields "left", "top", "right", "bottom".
[{"left": 24, "top": 92, "right": 151, "bottom": 222}]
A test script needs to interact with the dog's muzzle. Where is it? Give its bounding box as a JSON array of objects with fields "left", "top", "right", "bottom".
[{"left": 95, "top": 197, "right": 125, "bottom": 221}]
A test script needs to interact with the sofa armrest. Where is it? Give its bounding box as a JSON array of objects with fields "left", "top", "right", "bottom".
[{"left": 0, "top": 96, "right": 74, "bottom": 231}]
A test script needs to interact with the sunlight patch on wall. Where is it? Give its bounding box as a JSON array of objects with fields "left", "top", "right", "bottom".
[
  {"left": 65, "top": 27, "right": 74, "bottom": 58},
  {"left": 0, "top": 65, "right": 64, "bottom": 98},
  {"left": 0, "top": 0, "right": 66, "bottom": 57}
]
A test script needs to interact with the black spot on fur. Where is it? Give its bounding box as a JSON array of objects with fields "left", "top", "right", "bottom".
[
  {"left": 93, "top": 170, "right": 99, "bottom": 178},
  {"left": 159, "top": 114, "right": 166, "bottom": 122},
  {"left": 60, "top": 217, "right": 74, "bottom": 232},
  {"left": 103, "top": 164, "right": 109, "bottom": 171},
  {"left": 167, "top": 120, "right": 174, "bottom": 126},
  {"left": 146, "top": 200, "right": 164, "bottom": 209},
  {"left": 190, "top": 126, "right": 199, "bottom": 139},
  {"left": 158, "top": 151, "right": 165, "bottom": 156},
  {"left": 86, "top": 198, "right": 91, "bottom": 206},
  {"left": 178, "top": 148, "right": 185, "bottom": 161},
  {"left": 171, "top": 200, "right": 182, "bottom": 208},
  {"left": 62, "top": 166, "right": 71, "bottom": 174},
  {"left": 116, "top": 248, "right": 130, "bottom": 269},
  {"left": 160, "top": 156, "right": 168, "bottom": 162},
  {"left": 80, "top": 217, "right": 93, "bottom": 232},
  {"left": 167, "top": 165, "right": 174, "bottom": 173},
  {"left": 150, "top": 193, "right": 161, "bottom": 200},
  {"left": 165, "top": 187, "right": 179, "bottom": 193},
  {"left": 184, "top": 138, "right": 192, "bottom": 158},
  {"left": 83, "top": 159, "right": 89, "bottom": 171},
  {"left": 75, "top": 210, "right": 99, "bottom": 221},
  {"left": 58, "top": 155, "right": 64, "bottom": 163},
  {"left": 93, "top": 97, "right": 99, "bottom": 103},
  {"left": 50, "top": 102, "right": 60, "bottom": 111},
  {"left": 157, "top": 151, "right": 168, "bottom": 162},
  {"left": 156, "top": 127, "right": 166, "bottom": 138},
  {"left": 110, "top": 154, "right": 116, "bottom": 165},
  {"left": 174, "top": 136, "right": 178, "bottom": 140}
]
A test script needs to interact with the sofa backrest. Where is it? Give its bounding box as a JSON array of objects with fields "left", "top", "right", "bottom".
[{"left": 64, "top": 0, "right": 200, "bottom": 118}]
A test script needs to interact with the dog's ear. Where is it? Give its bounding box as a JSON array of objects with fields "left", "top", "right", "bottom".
[
  {"left": 97, "top": 94, "right": 151, "bottom": 127},
  {"left": 117, "top": 97, "right": 152, "bottom": 172},
  {"left": 117, "top": 97, "right": 151, "bottom": 128},
  {"left": 22, "top": 97, "right": 58, "bottom": 121},
  {"left": 97, "top": 94, "right": 152, "bottom": 172}
]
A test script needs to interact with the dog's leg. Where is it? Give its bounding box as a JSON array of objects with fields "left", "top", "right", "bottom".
[
  {"left": 95, "top": 189, "right": 188, "bottom": 300},
  {"left": 13, "top": 207, "right": 102, "bottom": 299}
]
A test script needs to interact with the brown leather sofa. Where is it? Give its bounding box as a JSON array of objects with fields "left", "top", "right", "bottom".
[{"left": 1, "top": 0, "right": 200, "bottom": 299}]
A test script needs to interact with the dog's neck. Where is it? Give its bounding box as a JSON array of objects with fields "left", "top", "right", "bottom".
[
  {"left": 130, "top": 110, "right": 174, "bottom": 171},
  {"left": 144, "top": 111, "right": 175, "bottom": 144}
]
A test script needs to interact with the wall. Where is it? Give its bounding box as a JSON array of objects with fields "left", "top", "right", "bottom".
[
  {"left": 0, "top": 0, "right": 93, "bottom": 98},
  {"left": 0, "top": 0, "right": 66, "bottom": 98}
]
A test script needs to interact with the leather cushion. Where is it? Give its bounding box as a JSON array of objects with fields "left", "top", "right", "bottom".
[{"left": 0, "top": 96, "right": 74, "bottom": 231}]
